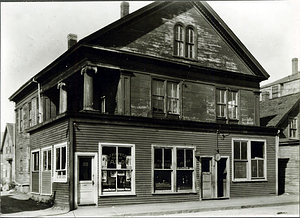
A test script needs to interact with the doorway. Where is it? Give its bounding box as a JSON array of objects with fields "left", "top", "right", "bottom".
[
  {"left": 201, "top": 156, "right": 229, "bottom": 199},
  {"left": 75, "top": 153, "right": 97, "bottom": 206}
]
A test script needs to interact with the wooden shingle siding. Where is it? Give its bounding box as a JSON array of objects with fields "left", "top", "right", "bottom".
[
  {"left": 240, "top": 90, "right": 255, "bottom": 125},
  {"left": 74, "top": 122, "right": 276, "bottom": 206},
  {"left": 41, "top": 171, "right": 51, "bottom": 194},
  {"left": 182, "top": 81, "right": 215, "bottom": 122}
]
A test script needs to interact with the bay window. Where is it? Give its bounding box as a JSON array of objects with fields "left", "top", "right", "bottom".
[
  {"left": 232, "top": 139, "right": 266, "bottom": 181},
  {"left": 152, "top": 145, "right": 195, "bottom": 193},
  {"left": 99, "top": 143, "right": 135, "bottom": 195}
]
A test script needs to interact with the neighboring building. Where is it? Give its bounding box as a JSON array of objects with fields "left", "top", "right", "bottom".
[
  {"left": 260, "top": 58, "right": 300, "bottom": 195},
  {"left": 9, "top": 1, "right": 278, "bottom": 210},
  {"left": 1, "top": 123, "right": 15, "bottom": 190}
]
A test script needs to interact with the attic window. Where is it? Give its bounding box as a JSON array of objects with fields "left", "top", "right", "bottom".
[{"left": 174, "top": 24, "right": 196, "bottom": 59}]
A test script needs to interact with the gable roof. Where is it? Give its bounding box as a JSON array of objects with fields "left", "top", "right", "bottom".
[
  {"left": 1, "top": 123, "right": 15, "bottom": 152},
  {"left": 9, "top": 1, "right": 269, "bottom": 102},
  {"left": 260, "top": 93, "right": 300, "bottom": 127}
]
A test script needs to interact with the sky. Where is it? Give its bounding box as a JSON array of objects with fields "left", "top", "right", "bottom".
[{"left": 1, "top": 0, "right": 300, "bottom": 133}]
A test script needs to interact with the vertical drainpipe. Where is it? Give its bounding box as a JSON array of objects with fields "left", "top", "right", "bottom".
[
  {"left": 69, "top": 119, "right": 74, "bottom": 210},
  {"left": 275, "top": 130, "right": 280, "bottom": 196}
]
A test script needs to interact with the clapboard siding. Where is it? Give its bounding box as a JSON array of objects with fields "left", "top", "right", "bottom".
[
  {"left": 30, "top": 120, "right": 69, "bottom": 207},
  {"left": 74, "top": 122, "right": 276, "bottom": 206},
  {"left": 32, "top": 172, "right": 39, "bottom": 193}
]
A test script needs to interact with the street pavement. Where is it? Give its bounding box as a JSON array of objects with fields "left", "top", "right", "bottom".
[{"left": 1, "top": 192, "right": 299, "bottom": 217}]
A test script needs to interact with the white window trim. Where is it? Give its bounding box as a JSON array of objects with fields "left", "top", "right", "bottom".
[
  {"left": 53, "top": 142, "right": 68, "bottom": 183},
  {"left": 232, "top": 138, "right": 267, "bottom": 182},
  {"left": 98, "top": 143, "right": 135, "bottom": 196},
  {"left": 31, "top": 148, "right": 40, "bottom": 194},
  {"left": 151, "top": 144, "right": 196, "bottom": 194},
  {"left": 288, "top": 117, "right": 298, "bottom": 139}
]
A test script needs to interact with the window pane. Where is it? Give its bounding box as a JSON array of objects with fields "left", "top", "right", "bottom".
[
  {"left": 201, "top": 158, "right": 211, "bottom": 172},
  {"left": 79, "top": 158, "right": 91, "bottom": 181},
  {"left": 117, "top": 170, "right": 131, "bottom": 191},
  {"left": 154, "top": 148, "right": 162, "bottom": 169},
  {"left": 43, "top": 151, "right": 47, "bottom": 170},
  {"left": 234, "top": 142, "right": 240, "bottom": 159},
  {"left": 251, "top": 141, "right": 264, "bottom": 159},
  {"left": 186, "top": 150, "right": 193, "bottom": 168},
  {"left": 153, "top": 96, "right": 164, "bottom": 112},
  {"left": 118, "top": 147, "right": 131, "bottom": 169},
  {"left": 234, "top": 161, "right": 247, "bottom": 179},
  {"left": 167, "top": 82, "right": 178, "bottom": 98},
  {"left": 217, "top": 90, "right": 225, "bottom": 103},
  {"left": 153, "top": 80, "right": 164, "bottom": 96},
  {"left": 258, "top": 160, "right": 264, "bottom": 177},
  {"left": 103, "top": 146, "right": 116, "bottom": 168},
  {"left": 177, "top": 149, "right": 184, "bottom": 168},
  {"left": 61, "top": 146, "right": 66, "bottom": 170},
  {"left": 164, "top": 149, "right": 172, "bottom": 169},
  {"left": 251, "top": 160, "right": 258, "bottom": 178},
  {"left": 102, "top": 170, "right": 116, "bottom": 192},
  {"left": 177, "top": 170, "right": 193, "bottom": 190},
  {"left": 56, "top": 148, "right": 60, "bottom": 170},
  {"left": 241, "top": 142, "right": 247, "bottom": 160},
  {"left": 154, "top": 170, "right": 171, "bottom": 191},
  {"left": 48, "top": 150, "right": 51, "bottom": 170},
  {"left": 34, "top": 152, "right": 39, "bottom": 171},
  {"left": 167, "top": 98, "right": 179, "bottom": 114}
]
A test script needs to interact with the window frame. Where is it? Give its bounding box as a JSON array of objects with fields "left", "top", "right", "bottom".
[
  {"left": 31, "top": 149, "right": 40, "bottom": 172},
  {"left": 173, "top": 23, "right": 196, "bottom": 59},
  {"left": 42, "top": 146, "right": 52, "bottom": 172},
  {"left": 151, "top": 144, "right": 196, "bottom": 194},
  {"left": 152, "top": 78, "right": 181, "bottom": 116},
  {"left": 99, "top": 143, "right": 136, "bottom": 196},
  {"left": 288, "top": 117, "right": 298, "bottom": 139},
  {"left": 232, "top": 138, "right": 267, "bottom": 182},
  {"left": 53, "top": 142, "right": 67, "bottom": 183},
  {"left": 216, "top": 88, "right": 239, "bottom": 122}
]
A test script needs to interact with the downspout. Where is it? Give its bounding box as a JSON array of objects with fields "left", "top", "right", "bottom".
[
  {"left": 32, "top": 78, "right": 42, "bottom": 123},
  {"left": 275, "top": 129, "right": 280, "bottom": 196}
]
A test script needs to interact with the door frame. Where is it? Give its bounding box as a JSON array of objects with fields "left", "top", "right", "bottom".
[
  {"left": 75, "top": 152, "right": 98, "bottom": 207},
  {"left": 200, "top": 155, "right": 230, "bottom": 199}
]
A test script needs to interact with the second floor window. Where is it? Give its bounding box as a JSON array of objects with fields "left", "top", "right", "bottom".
[
  {"left": 216, "top": 89, "right": 238, "bottom": 121},
  {"left": 289, "top": 117, "right": 298, "bottom": 139},
  {"left": 152, "top": 79, "right": 179, "bottom": 115}
]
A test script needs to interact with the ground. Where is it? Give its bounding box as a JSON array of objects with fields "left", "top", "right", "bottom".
[{"left": 0, "top": 191, "right": 51, "bottom": 215}]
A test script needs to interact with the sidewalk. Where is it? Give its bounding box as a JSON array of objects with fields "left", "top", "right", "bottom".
[{"left": 2, "top": 194, "right": 299, "bottom": 217}]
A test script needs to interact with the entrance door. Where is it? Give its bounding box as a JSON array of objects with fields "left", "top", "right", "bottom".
[
  {"left": 201, "top": 156, "right": 229, "bottom": 199},
  {"left": 78, "top": 156, "right": 96, "bottom": 205},
  {"left": 201, "top": 157, "right": 213, "bottom": 199},
  {"left": 217, "top": 158, "right": 228, "bottom": 198}
]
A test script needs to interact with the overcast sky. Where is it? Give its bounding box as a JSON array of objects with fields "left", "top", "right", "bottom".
[{"left": 1, "top": 1, "right": 300, "bottom": 132}]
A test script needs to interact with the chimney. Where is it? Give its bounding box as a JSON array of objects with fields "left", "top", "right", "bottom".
[
  {"left": 67, "top": 33, "right": 77, "bottom": 49},
  {"left": 292, "top": 58, "right": 298, "bottom": 74},
  {"left": 261, "top": 91, "right": 270, "bottom": 101},
  {"left": 120, "top": 1, "right": 129, "bottom": 18}
]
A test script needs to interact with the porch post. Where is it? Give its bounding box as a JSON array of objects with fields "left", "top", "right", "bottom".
[
  {"left": 57, "top": 82, "right": 67, "bottom": 113},
  {"left": 81, "top": 66, "right": 97, "bottom": 110}
]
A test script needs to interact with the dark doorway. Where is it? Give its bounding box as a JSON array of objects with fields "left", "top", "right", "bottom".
[
  {"left": 278, "top": 158, "right": 289, "bottom": 195},
  {"left": 217, "top": 158, "right": 227, "bottom": 198}
]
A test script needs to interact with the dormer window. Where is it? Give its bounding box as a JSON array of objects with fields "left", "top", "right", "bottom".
[{"left": 174, "top": 24, "right": 196, "bottom": 59}]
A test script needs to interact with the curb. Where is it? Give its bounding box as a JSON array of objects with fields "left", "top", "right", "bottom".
[{"left": 114, "top": 201, "right": 299, "bottom": 217}]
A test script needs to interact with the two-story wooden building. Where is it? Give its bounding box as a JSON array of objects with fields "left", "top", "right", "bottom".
[{"left": 9, "top": 1, "right": 278, "bottom": 210}]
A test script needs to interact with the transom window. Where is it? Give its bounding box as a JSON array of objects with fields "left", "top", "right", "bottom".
[
  {"left": 152, "top": 79, "right": 180, "bottom": 115},
  {"left": 289, "top": 117, "right": 298, "bottom": 139},
  {"left": 174, "top": 24, "right": 196, "bottom": 59},
  {"left": 152, "top": 145, "right": 195, "bottom": 193},
  {"left": 53, "top": 142, "right": 67, "bottom": 182},
  {"left": 216, "top": 89, "right": 239, "bottom": 120},
  {"left": 233, "top": 139, "right": 266, "bottom": 181},
  {"left": 99, "top": 143, "right": 135, "bottom": 195}
]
